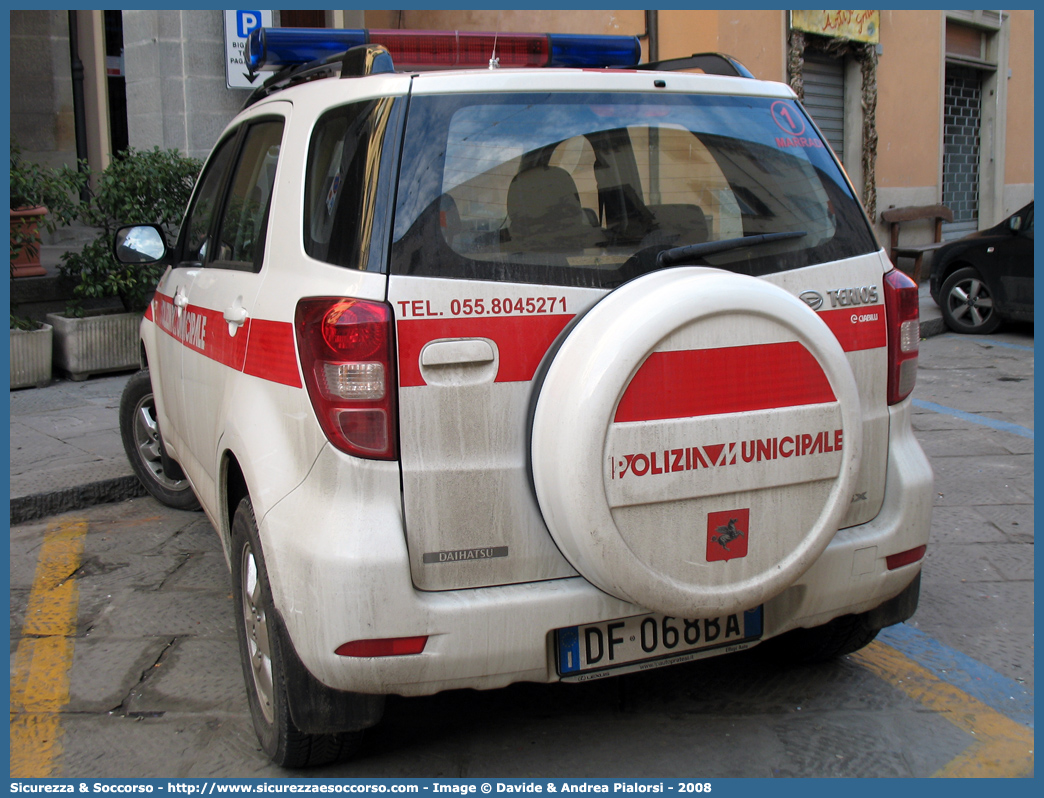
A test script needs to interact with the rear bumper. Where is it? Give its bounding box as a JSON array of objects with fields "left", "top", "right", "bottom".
[{"left": 261, "top": 400, "right": 932, "bottom": 697}]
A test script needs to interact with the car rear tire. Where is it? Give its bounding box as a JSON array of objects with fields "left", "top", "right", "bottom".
[
  {"left": 119, "top": 370, "right": 200, "bottom": 510},
  {"left": 940, "top": 266, "right": 1001, "bottom": 334},
  {"left": 231, "top": 497, "right": 363, "bottom": 768}
]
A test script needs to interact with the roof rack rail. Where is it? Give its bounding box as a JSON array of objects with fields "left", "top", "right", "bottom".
[
  {"left": 243, "top": 43, "right": 394, "bottom": 109},
  {"left": 637, "top": 52, "right": 755, "bottom": 78}
]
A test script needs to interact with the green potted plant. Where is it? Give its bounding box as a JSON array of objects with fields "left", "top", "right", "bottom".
[
  {"left": 10, "top": 141, "right": 84, "bottom": 277},
  {"left": 48, "top": 147, "right": 201, "bottom": 380}
]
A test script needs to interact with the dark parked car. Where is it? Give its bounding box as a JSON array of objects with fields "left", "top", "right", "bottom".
[{"left": 929, "top": 201, "right": 1034, "bottom": 334}]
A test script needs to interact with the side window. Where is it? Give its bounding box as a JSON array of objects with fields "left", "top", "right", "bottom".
[
  {"left": 304, "top": 98, "right": 395, "bottom": 269},
  {"left": 181, "top": 137, "right": 235, "bottom": 263},
  {"left": 211, "top": 120, "right": 284, "bottom": 272}
]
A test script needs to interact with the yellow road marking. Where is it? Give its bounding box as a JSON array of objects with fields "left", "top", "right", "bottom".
[
  {"left": 10, "top": 517, "right": 87, "bottom": 778},
  {"left": 853, "top": 640, "right": 1034, "bottom": 777}
]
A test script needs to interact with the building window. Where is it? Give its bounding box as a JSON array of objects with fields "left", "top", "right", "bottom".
[
  {"left": 104, "top": 10, "right": 128, "bottom": 154},
  {"left": 942, "top": 66, "right": 982, "bottom": 237},
  {"left": 942, "top": 14, "right": 1003, "bottom": 234}
]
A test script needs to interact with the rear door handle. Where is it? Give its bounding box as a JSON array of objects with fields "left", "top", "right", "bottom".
[{"left": 421, "top": 339, "right": 495, "bottom": 367}]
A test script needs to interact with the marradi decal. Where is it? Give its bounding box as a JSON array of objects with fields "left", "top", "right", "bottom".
[
  {"left": 775, "top": 135, "right": 825, "bottom": 150},
  {"left": 610, "top": 428, "right": 844, "bottom": 479},
  {"left": 150, "top": 292, "right": 301, "bottom": 388},
  {"left": 770, "top": 101, "right": 805, "bottom": 137},
  {"left": 769, "top": 100, "right": 824, "bottom": 149}
]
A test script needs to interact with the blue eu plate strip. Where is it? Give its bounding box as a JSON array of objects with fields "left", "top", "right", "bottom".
[{"left": 558, "top": 626, "right": 580, "bottom": 674}]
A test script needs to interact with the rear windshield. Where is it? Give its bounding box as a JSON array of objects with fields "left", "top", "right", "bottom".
[{"left": 390, "top": 92, "right": 877, "bottom": 287}]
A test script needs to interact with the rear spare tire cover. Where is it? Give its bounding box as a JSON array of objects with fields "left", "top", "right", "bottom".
[{"left": 531, "top": 267, "right": 862, "bottom": 618}]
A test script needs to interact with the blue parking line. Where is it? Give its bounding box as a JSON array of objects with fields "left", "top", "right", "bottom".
[
  {"left": 912, "top": 398, "right": 1034, "bottom": 439},
  {"left": 962, "top": 338, "right": 1034, "bottom": 352},
  {"left": 877, "top": 623, "right": 1034, "bottom": 729}
]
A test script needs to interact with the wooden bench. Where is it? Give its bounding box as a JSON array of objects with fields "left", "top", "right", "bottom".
[{"left": 879, "top": 204, "right": 954, "bottom": 283}]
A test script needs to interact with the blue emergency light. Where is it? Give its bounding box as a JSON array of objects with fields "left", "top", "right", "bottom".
[{"left": 245, "top": 27, "right": 642, "bottom": 73}]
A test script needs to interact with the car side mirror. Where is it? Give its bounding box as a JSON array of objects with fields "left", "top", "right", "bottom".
[
  {"left": 113, "top": 224, "right": 168, "bottom": 264},
  {"left": 1009, "top": 215, "right": 1023, "bottom": 233}
]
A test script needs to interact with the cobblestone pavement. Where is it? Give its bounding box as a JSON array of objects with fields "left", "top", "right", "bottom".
[
  {"left": 908, "top": 329, "right": 1034, "bottom": 691},
  {"left": 9, "top": 329, "right": 1033, "bottom": 778}
]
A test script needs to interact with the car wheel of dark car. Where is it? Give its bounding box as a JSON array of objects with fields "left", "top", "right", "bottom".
[
  {"left": 119, "top": 370, "right": 200, "bottom": 510},
  {"left": 940, "top": 266, "right": 1002, "bottom": 334}
]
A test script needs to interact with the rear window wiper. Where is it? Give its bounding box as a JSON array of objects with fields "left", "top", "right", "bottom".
[{"left": 656, "top": 231, "right": 807, "bottom": 267}]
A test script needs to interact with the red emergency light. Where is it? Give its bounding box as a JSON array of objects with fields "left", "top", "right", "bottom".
[{"left": 246, "top": 27, "right": 642, "bottom": 73}]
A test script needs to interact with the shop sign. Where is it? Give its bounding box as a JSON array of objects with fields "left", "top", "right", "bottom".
[{"left": 791, "top": 10, "right": 880, "bottom": 44}]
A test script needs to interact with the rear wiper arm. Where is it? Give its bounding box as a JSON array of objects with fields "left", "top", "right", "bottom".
[{"left": 656, "top": 231, "right": 807, "bottom": 267}]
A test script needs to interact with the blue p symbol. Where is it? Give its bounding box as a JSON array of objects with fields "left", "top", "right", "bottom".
[{"left": 237, "top": 10, "right": 262, "bottom": 38}]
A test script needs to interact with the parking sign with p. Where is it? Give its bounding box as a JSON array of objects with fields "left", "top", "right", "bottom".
[{"left": 224, "top": 9, "right": 272, "bottom": 89}]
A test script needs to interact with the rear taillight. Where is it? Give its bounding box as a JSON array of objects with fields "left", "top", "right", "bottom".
[
  {"left": 883, "top": 269, "right": 920, "bottom": 405},
  {"left": 295, "top": 298, "right": 397, "bottom": 460}
]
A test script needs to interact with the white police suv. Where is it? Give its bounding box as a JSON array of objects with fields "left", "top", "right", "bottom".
[{"left": 115, "top": 27, "right": 933, "bottom": 767}]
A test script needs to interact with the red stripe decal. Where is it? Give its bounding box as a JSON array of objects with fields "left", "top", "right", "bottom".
[
  {"left": 152, "top": 292, "right": 249, "bottom": 370},
  {"left": 818, "top": 306, "right": 887, "bottom": 352},
  {"left": 207, "top": 318, "right": 250, "bottom": 371},
  {"left": 244, "top": 319, "right": 302, "bottom": 388},
  {"left": 151, "top": 292, "right": 300, "bottom": 387},
  {"left": 614, "top": 342, "right": 836, "bottom": 423},
  {"left": 397, "top": 315, "right": 574, "bottom": 387}
]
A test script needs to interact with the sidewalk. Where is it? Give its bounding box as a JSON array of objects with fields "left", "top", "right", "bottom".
[
  {"left": 7, "top": 286, "right": 947, "bottom": 525},
  {"left": 9, "top": 371, "right": 143, "bottom": 524}
]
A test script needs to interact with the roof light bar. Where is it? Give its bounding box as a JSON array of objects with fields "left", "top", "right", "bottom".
[{"left": 246, "top": 27, "right": 641, "bottom": 73}]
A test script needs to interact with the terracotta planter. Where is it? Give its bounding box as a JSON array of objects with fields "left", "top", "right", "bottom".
[
  {"left": 10, "top": 205, "right": 48, "bottom": 278},
  {"left": 46, "top": 311, "right": 141, "bottom": 381},
  {"left": 10, "top": 322, "right": 53, "bottom": 389}
]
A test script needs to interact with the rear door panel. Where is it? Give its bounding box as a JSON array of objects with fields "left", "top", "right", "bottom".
[{"left": 390, "top": 277, "right": 606, "bottom": 589}]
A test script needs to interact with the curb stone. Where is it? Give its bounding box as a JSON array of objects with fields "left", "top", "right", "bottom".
[{"left": 10, "top": 476, "right": 147, "bottom": 525}]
